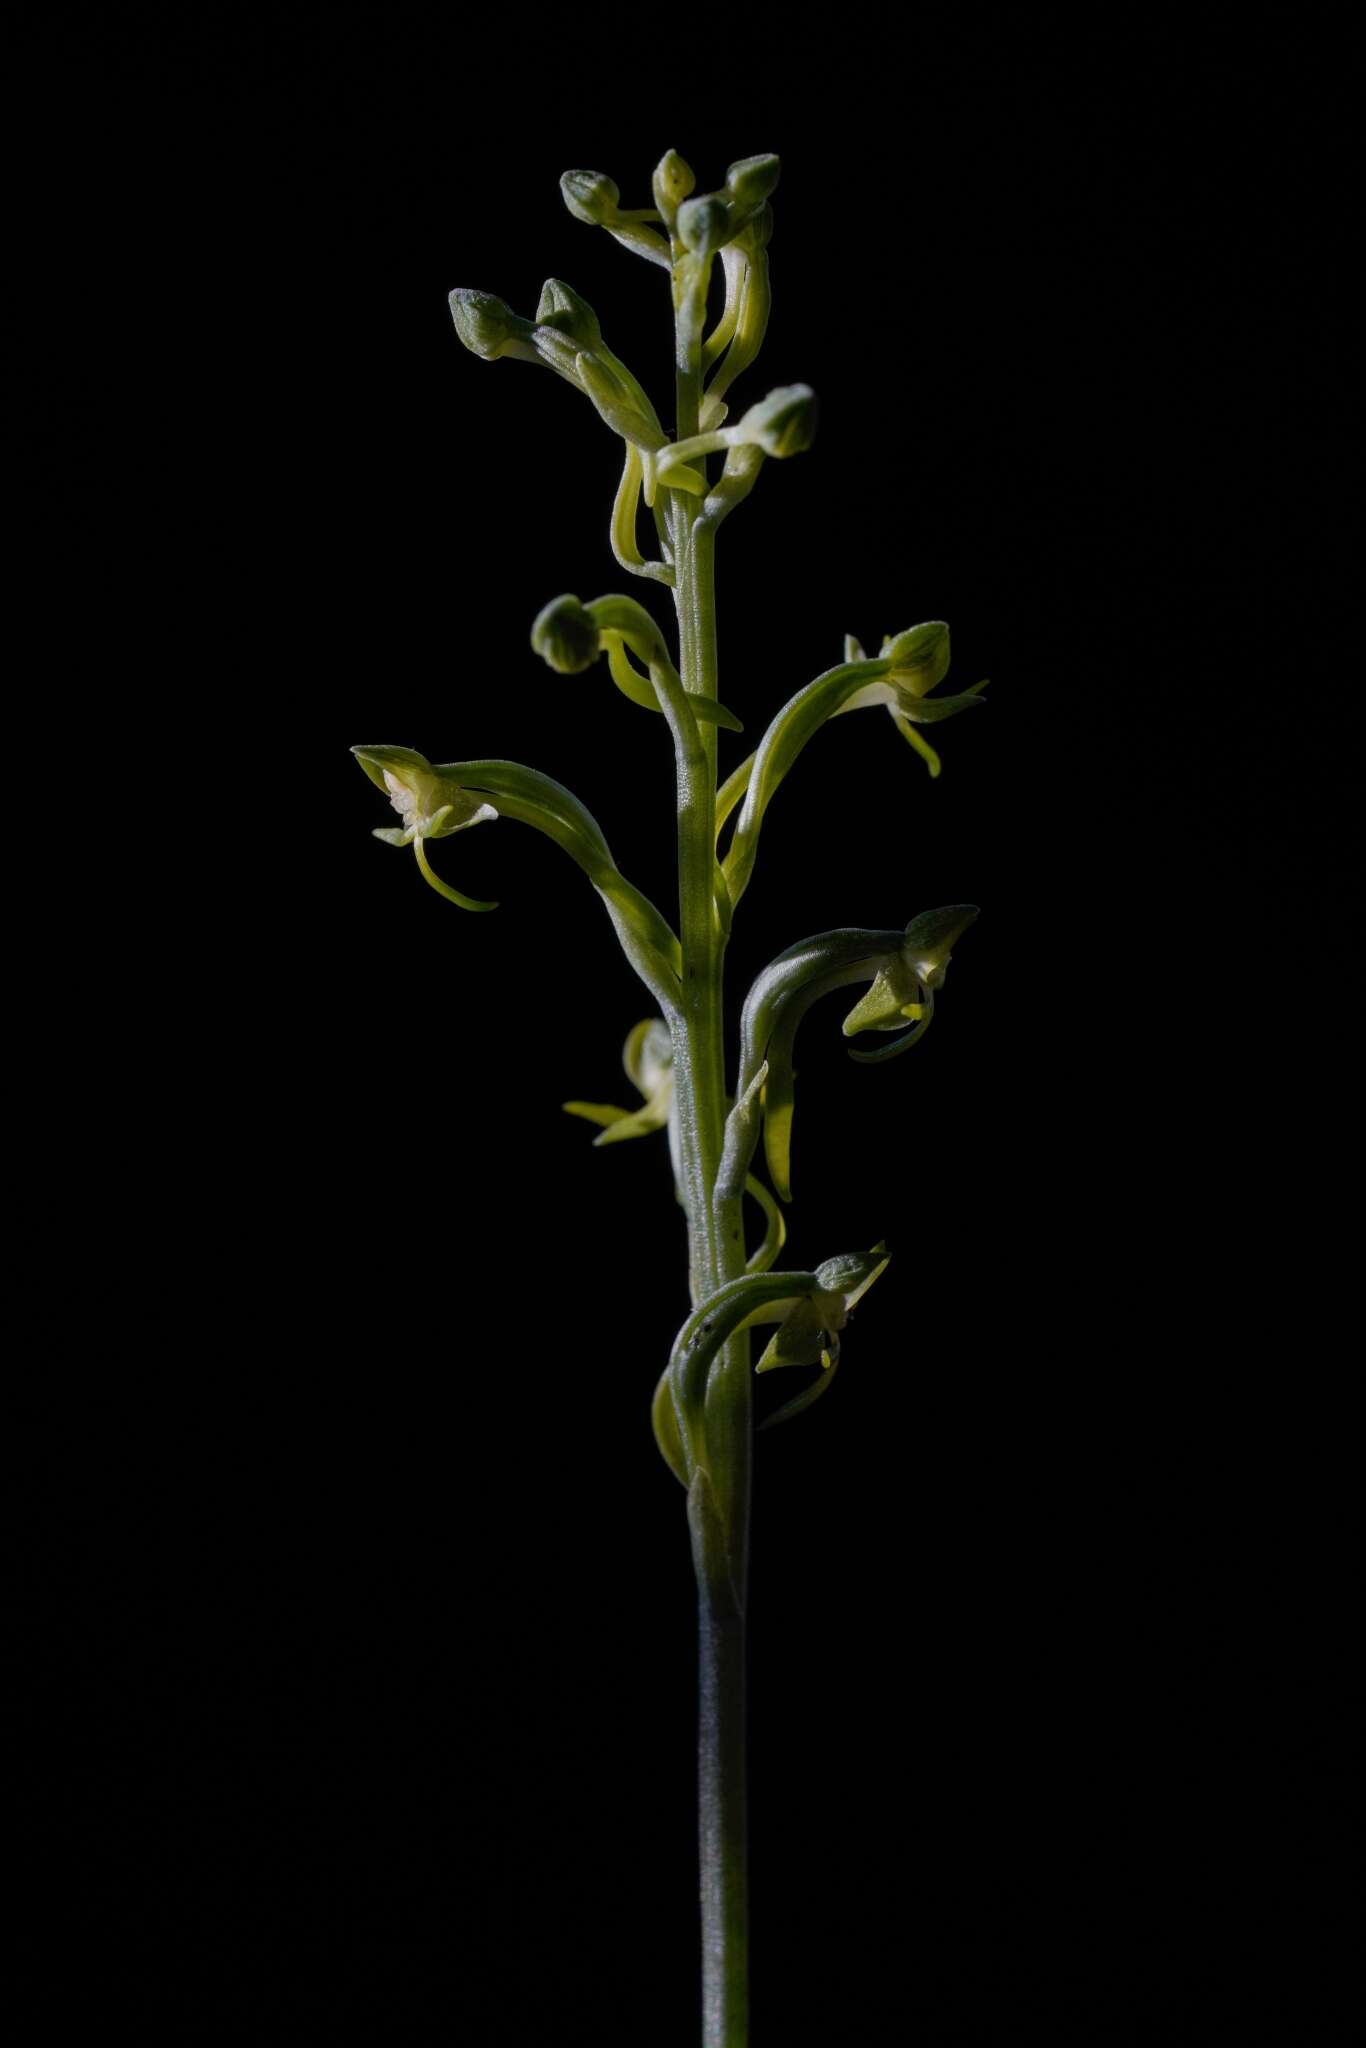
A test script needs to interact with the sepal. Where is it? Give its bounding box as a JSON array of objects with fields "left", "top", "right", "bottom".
[
  {"left": 725, "top": 153, "right": 781, "bottom": 210},
  {"left": 534, "top": 277, "right": 602, "bottom": 346}
]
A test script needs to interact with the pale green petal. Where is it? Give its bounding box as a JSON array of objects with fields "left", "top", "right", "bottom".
[
  {"left": 562, "top": 1100, "right": 634, "bottom": 1129},
  {"left": 754, "top": 1298, "right": 825, "bottom": 1371},
  {"left": 593, "top": 1105, "right": 668, "bottom": 1146},
  {"left": 895, "top": 685, "right": 988, "bottom": 724}
]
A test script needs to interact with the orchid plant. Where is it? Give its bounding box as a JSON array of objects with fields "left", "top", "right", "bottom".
[{"left": 353, "top": 148, "right": 984, "bottom": 2048}]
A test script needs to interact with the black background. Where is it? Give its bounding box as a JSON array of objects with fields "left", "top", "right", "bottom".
[{"left": 15, "top": 8, "right": 1357, "bottom": 2044}]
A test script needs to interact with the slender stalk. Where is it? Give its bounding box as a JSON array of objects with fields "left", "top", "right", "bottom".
[{"left": 670, "top": 260, "right": 752, "bottom": 2048}]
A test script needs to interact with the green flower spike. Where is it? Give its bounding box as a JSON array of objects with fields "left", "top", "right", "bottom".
[
  {"left": 841, "top": 904, "right": 979, "bottom": 1061},
  {"left": 351, "top": 745, "right": 498, "bottom": 912},
  {"left": 835, "top": 623, "right": 989, "bottom": 778}
]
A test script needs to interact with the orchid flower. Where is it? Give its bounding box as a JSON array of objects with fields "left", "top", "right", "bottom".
[{"left": 351, "top": 745, "right": 498, "bottom": 911}]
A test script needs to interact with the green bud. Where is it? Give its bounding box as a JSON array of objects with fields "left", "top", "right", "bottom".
[
  {"left": 881, "top": 621, "right": 951, "bottom": 697},
  {"left": 531, "top": 594, "right": 602, "bottom": 674},
  {"left": 560, "top": 168, "right": 620, "bottom": 225},
  {"left": 734, "top": 384, "right": 819, "bottom": 457},
  {"left": 676, "top": 193, "right": 732, "bottom": 256},
  {"left": 653, "top": 148, "right": 696, "bottom": 224},
  {"left": 575, "top": 352, "right": 665, "bottom": 450},
  {"left": 726, "top": 153, "right": 781, "bottom": 208},
  {"left": 449, "top": 287, "right": 529, "bottom": 361},
  {"left": 534, "top": 278, "right": 602, "bottom": 347}
]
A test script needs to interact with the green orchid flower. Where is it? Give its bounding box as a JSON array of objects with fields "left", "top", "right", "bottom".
[
  {"left": 841, "top": 904, "right": 980, "bottom": 1061},
  {"left": 563, "top": 1017, "right": 675, "bottom": 1147},
  {"left": 351, "top": 745, "right": 498, "bottom": 912},
  {"left": 565, "top": 1017, "right": 788, "bottom": 1277},
  {"left": 834, "top": 622, "right": 988, "bottom": 777}
]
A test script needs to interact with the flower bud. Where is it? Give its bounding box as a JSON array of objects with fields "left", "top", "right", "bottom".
[
  {"left": 534, "top": 277, "right": 602, "bottom": 347},
  {"left": 726, "top": 153, "right": 781, "bottom": 208},
  {"left": 652, "top": 148, "right": 696, "bottom": 223},
  {"left": 449, "top": 287, "right": 529, "bottom": 360},
  {"left": 531, "top": 594, "right": 602, "bottom": 674},
  {"left": 676, "top": 193, "right": 732, "bottom": 256},
  {"left": 734, "top": 384, "right": 819, "bottom": 457},
  {"left": 560, "top": 168, "right": 620, "bottom": 225},
  {"left": 575, "top": 352, "right": 665, "bottom": 450}
]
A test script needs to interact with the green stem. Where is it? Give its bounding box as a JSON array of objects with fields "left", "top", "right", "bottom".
[
  {"left": 691, "top": 1475, "right": 748, "bottom": 2048},
  {"left": 671, "top": 255, "right": 751, "bottom": 2048}
]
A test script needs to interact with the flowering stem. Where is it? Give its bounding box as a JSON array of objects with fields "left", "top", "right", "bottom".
[{"left": 669, "top": 266, "right": 752, "bottom": 2048}]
